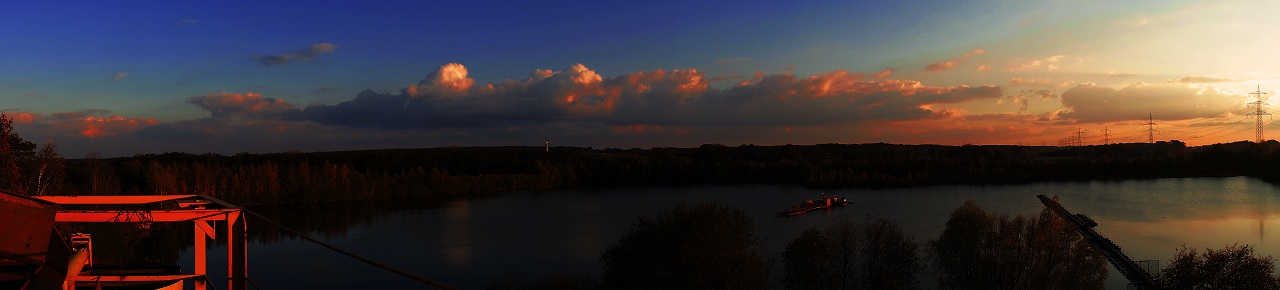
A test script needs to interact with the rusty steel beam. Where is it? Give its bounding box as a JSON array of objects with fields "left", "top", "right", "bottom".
[
  {"left": 35, "top": 195, "right": 198, "bottom": 205},
  {"left": 68, "top": 274, "right": 203, "bottom": 282},
  {"left": 53, "top": 210, "right": 237, "bottom": 222}
]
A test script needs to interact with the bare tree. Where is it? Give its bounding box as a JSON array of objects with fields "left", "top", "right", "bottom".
[
  {"left": 927, "top": 199, "right": 1107, "bottom": 290},
  {"left": 782, "top": 218, "right": 921, "bottom": 290},
  {"left": 27, "top": 140, "right": 65, "bottom": 195},
  {"left": 600, "top": 202, "right": 767, "bottom": 290},
  {"left": 85, "top": 151, "right": 121, "bottom": 195}
]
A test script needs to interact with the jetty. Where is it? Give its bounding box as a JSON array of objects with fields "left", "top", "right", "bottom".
[{"left": 1037, "top": 195, "right": 1161, "bottom": 290}]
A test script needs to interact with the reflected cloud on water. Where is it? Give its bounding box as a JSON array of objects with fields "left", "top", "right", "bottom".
[{"left": 441, "top": 199, "right": 473, "bottom": 267}]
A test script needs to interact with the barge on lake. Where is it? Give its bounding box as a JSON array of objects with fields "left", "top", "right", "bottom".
[{"left": 775, "top": 194, "right": 850, "bottom": 217}]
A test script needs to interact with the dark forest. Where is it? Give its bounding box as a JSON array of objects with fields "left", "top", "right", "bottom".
[{"left": 29, "top": 138, "right": 1280, "bottom": 206}]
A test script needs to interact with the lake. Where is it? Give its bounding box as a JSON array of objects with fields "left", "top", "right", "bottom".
[{"left": 181, "top": 176, "right": 1280, "bottom": 289}]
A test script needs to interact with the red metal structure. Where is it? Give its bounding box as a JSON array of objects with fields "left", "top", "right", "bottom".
[{"left": 1, "top": 191, "right": 248, "bottom": 290}]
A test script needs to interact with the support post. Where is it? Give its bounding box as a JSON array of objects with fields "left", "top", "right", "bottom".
[
  {"left": 227, "top": 211, "right": 247, "bottom": 290},
  {"left": 194, "top": 221, "right": 212, "bottom": 290}
]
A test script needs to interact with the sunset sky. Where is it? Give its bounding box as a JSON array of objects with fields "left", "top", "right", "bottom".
[{"left": 5, "top": 0, "right": 1280, "bottom": 157}]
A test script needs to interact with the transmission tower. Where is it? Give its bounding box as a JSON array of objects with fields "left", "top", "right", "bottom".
[
  {"left": 1074, "top": 128, "right": 1085, "bottom": 146},
  {"left": 1143, "top": 112, "right": 1157, "bottom": 144},
  {"left": 1102, "top": 126, "right": 1111, "bottom": 145},
  {"left": 1248, "top": 85, "right": 1270, "bottom": 144}
]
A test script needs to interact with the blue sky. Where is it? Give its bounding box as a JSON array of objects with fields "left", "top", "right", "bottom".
[{"left": 4, "top": 0, "right": 1277, "bottom": 157}]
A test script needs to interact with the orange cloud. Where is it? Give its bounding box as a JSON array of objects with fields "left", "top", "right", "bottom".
[
  {"left": 926, "top": 49, "right": 985, "bottom": 72},
  {"left": 1166, "top": 75, "right": 1243, "bottom": 83},
  {"left": 1104, "top": 71, "right": 1137, "bottom": 78},
  {"left": 78, "top": 116, "right": 158, "bottom": 138},
  {"left": 408, "top": 63, "right": 476, "bottom": 97},
  {"left": 976, "top": 65, "right": 992, "bottom": 71},
  {"left": 925, "top": 61, "right": 956, "bottom": 71},
  {"left": 547, "top": 64, "right": 610, "bottom": 113},
  {"left": 856, "top": 116, "right": 1059, "bottom": 145},
  {"left": 874, "top": 69, "right": 892, "bottom": 78},
  {"left": 188, "top": 91, "right": 297, "bottom": 120},
  {"left": 30, "top": 111, "right": 160, "bottom": 139},
  {"left": 1009, "top": 78, "right": 1071, "bottom": 88},
  {"left": 7, "top": 112, "right": 38, "bottom": 125},
  {"left": 1009, "top": 55, "right": 1066, "bottom": 71}
]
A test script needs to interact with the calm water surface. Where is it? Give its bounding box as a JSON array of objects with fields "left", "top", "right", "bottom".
[{"left": 184, "top": 177, "right": 1280, "bottom": 289}]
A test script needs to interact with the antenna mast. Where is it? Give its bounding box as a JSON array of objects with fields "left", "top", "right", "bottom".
[{"left": 1248, "top": 85, "right": 1270, "bottom": 144}]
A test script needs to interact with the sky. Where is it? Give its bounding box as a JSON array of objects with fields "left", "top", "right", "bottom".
[{"left": 5, "top": 0, "right": 1280, "bottom": 157}]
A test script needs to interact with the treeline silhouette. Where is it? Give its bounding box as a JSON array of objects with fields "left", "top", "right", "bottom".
[
  {"left": 47, "top": 139, "right": 1280, "bottom": 205},
  {"left": 504, "top": 200, "right": 1280, "bottom": 290},
  {"left": 560, "top": 200, "right": 1111, "bottom": 290}
]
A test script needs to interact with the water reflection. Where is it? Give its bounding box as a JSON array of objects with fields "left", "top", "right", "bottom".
[
  {"left": 441, "top": 199, "right": 473, "bottom": 266},
  {"left": 567, "top": 200, "right": 606, "bottom": 262},
  {"left": 244, "top": 195, "right": 457, "bottom": 244},
  {"left": 1261, "top": 214, "right": 1266, "bottom": 243},
  {"left": 157, "top": 176, "right": 1280, "bottom": 289}
]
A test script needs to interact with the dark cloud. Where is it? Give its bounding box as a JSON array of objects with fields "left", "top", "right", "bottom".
[
  {"left": 1060, "top": 83, "right": 1245, "bottom": 122},
  {"left": 248, "top": 63, "right": 1003, "bottom": 130},
  {"left": 706, "top": 74, "right": 744, "bottom": 83},
  {"left": 20, "top": 64, "right": 1017, "bottom": 157},
  {"left": 188, "top": 91, "right": 296, "bottom": 120},
  {"left": 251, "top": 43, "right": 337, "bottom": 66}
]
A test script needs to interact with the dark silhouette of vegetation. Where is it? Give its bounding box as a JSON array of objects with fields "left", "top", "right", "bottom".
[
  {"left": 485, "top": 273, "right": 599, "bottom": 290},
  {"left": 0, "top": 113, "right": 56, "bottom": 196},
  {"left": 927, "top": 199, "right": 1107, "bottom": 290},
  {"left": 782, "top": 218, "right": 921, "bottom": 290},
  {"left": 1158, "top": 243, "right": 1280, "bottom": 290},
  {"left": 0, "top": 113, "right": 28, "bottom": 195},
  {"left": 43, "top": 140, "right": 1232, "bottom": 205},
  {"left": 599, "top": 202, "right": 767, "bottom": 290}
]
